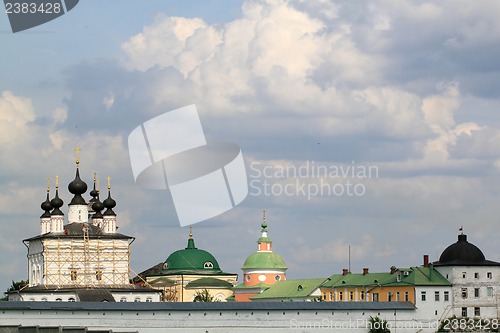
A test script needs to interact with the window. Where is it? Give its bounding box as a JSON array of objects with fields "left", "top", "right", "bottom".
[
  {"left": 397, "top": 272, "right": 401, "bottom": 282},
  {"left": 373, "top": 293, "right": 379, "bottom": 302},
  {"left": 474, "top": 288, "right": 480, "bottom": 298},
  {"left": 349, "top": 291, "right": 354, "bottom": 301},
  {"left": 162, "top": 262, "right": 169, "bottom": 270},
  {"left": 444, "top": 291, "right": 449, "bottom": 302},
  {"left": 461, "top": 307, "right": 467, "bottom": 317},
  {"left": 323, "top": 293, "right": 326, "bottom": 300},
  {"left": 120, "top": 297, "right": 127, "bottom": 302},
  {"left": 134, "top": 297, "right": 141, "bottom": 302},
  {"left": 461, "top": 288, "right": 468, "bottom": 299},
  {"left": 329, "top": 292, "right": 333, "bottom": 301},
  {"left": 487, "top": 287, "right": 493, "bottom": 297},
  {"left": 474, "top": 272, "right": 479, "bottom": 279},
  {"left": 388, "top": 292, "right": 393, "bottom": 302},
  {"left": 146, "top": 297, "right": 153, "bottom": 302},
  {"left": 396, "top": 292, "right": 400, "bottom": 301},
  {"left": 404, "top": 291, "right": 409, "bottom": 302},
  {"left": 96, "top": 270, "right": 103, "bottom": 281},
  {"left": 421, "top": 291, "right": 426, "bottom": 301},
  {"left": 68, "top": 298, "right": 75, "bottom": 302},
  {"left": 56, "top": 298, "right": 62, "bottom": 302},
  {"left": 435, "top": 291, "right": 440, "bottom": 301},
  {"left": 70, "top": 270, "right": 77, "bottom": 281},
  {"left": 360, "top": 291, "right": 365, "bottom": 300},
  {"left": 203, "top": 262, "right": 214, "bottom": 269},
  {"left": 462, "top": 272, "right": 467, "bottom": 279},
  {"left": 339, "top": 292, "right": 343, "bottom": 301},
  {"left": 41, "top": 298, "right": 47, "bottom": 302},
  {"left": 487, "top": 272, "right": 492, "bottom": 279},
  {"left": 474, "top": 307, "right": 480, "bottom": 316},
  {"left": 245, "top": 275, "right": 251, "bottom": 281},
  {"left": 275, "top": 275, "right": 281, "bottom": 281}
]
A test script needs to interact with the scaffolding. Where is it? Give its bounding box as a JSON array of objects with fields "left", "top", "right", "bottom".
[{"left": 37, "top": 231, "right": 132, "bottom": 288}]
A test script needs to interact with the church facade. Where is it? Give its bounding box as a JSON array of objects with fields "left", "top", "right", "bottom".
[{"left": 9, "top": 151, "right": 160, "bottom": 302}]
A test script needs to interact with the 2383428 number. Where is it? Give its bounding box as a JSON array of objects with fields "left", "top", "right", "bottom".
[{"left": 5, "top": 2, "right": 62, "bottom": 14}]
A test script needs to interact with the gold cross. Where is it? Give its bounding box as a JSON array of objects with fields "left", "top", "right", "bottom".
[
  {"left": 96, "top": 179, "right": 100, "bottom": 193},
  {"left": 47, "top": 179, "right": 50, "bottom": 192},
  {"left": 189, "top": 226, "right": 193, "bottom": 238},
  {"left": 107, "top": 176, "right": 111, "bottom": 190},
  {"left": 75, "top": 146, "right": 80, "bottom": 166},
  {"left": 55, "top": 175, "right": 59, "bottom": 189}
]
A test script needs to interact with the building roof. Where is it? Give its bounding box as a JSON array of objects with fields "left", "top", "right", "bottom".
[
  {"left": 23, "top": 222, "right": 133, "bottom": 242},
  {"left": 322, "top": 266, "right": 450, "bottom": 288},
  {"left": 185, "top": 277, "right": 234, "bottom": 289},
  {"left": 242, "top": 252, "right": 287, "bottom": 270},
  {"left": 160, "top": 234, "right": 226, "bottom": 275},
  {"left": 250, "top": 278, "right": 327, "bottom": 300},
  {"left": 434, "top": 234, "right": 500, "bottom": 267},
  {"left": 75, "top": 289, "right": 115, "bottom": 302},
  {"left": 0, "top": 300, "right": 416, "bottom": 311}
]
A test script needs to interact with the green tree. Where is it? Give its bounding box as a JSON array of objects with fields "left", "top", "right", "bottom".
[
  {"left": 368, "top": 316, "right": 391, "bottom": 333},
  {"left": 193, "top": 289, "right": 219, "bottom": 302},
  {"left": 2, "top": 280, "right": 28, "bottom": 301}
]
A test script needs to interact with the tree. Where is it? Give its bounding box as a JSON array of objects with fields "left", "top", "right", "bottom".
[
  {"left": 2, "top": 280, "right": 28, "bottom": 301},
  {"left": 368, "top": 316, "right": 391, "bottom": 333},
  {"left": 193, "top": 289, "right": 219, "bottom": 302}
]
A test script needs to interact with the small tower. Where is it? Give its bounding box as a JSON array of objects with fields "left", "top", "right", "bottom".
[
  {"left": 50, "top": 176, "right": 64, "bottom": 233},
  {"left": 241, "top": 211, "right": 287, "bottom": 287},
  {"left": 67, "top": 146, "right": 89, "bottom": 224},
  {"left": 91, "top": 177, "right": 104, "bottom": 229},
  {"left": 40, "top": 179, "right": 52, "bottom": 234},
  {"left": 102, "top": 176, "right": 117, "bottom": 234}
]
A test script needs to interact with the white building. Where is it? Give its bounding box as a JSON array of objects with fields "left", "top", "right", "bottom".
[
  {"left": 433, "top": 233, "right": 500, "bottom": 319},
  {"left": 9, "top": 154, "right": 161, "bottom": 302}
]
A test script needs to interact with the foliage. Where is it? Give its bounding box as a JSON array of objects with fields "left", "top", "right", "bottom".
[
  {"left": 368, "top": 316, "right": 391, "bottom": 333},
  {"left": 193, "top": 289, "right": 220, "bottom": 302},
  {"left": 2, "top": 280, "right": 28, "bottom": 301}
]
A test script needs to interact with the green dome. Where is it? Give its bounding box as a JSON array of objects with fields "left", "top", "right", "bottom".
[
  {"left": 163, "top": 237, "right": 221, "bottom": 273},
  {"left": 242, "top": 251, "right": 287, "bottom": 270}
]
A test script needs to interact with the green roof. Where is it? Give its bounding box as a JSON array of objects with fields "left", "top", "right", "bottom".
[
  {"left": 322, "top": 266, "right": 451, "bottom": 288},
  {"left": 250, "top": 278, "right": 328, "bottom": 300},
  {"left": 163, "top": 237, "right": 222, "bottom": 273},
  {"left": 233, "top": 282, "right": 270, "bottom": 290},
  {"left": 242, "top": 252, "right": 287, "bottom": 270},
  {"left": 185, "top": 277, "right": 234, "bottom": 289}
]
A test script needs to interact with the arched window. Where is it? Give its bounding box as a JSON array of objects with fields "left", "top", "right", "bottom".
[
  {"left": 162, "top": 262, "right": 169, "bottom": 269},
  {"left": 55, "top": 298, "right": 62, "bottom": 302},
  {"left": 134, "top": 297, "right": 141, "bottom": 302},
  {"left": 68, "top": 298, "right": 76, "bottom": 302},
  {"left": 146, "top": 297, "right": 153, "bottom": 302},
  {"left": 204, "top": 262, "right": 214, "bottom": 269},
  {"left": 275, "top": 275, "right": 281, "bottom": 281},
  {"left": 120, "top": 297, "right": 127, "bottom": 302}
]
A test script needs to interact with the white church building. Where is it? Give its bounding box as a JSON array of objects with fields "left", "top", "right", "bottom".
[{"left": 8, "top": 150, "right": 160, "bottom": 302}]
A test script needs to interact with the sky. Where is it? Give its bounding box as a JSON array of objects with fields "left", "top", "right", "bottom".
[{"left": 1, "top": 0, "right": 500, "bottom": 294}]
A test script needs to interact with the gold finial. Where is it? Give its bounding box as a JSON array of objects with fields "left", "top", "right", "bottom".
[
  {"left": 46, "top": 179, "right": 50, "bottom": 193},
  {"left": 75, "top": 146, "right": 80, "bottom": 167},
  {"left": 189, "top": 226, "right": 193, "bottom": 239},
  {"left": 107, "top": 176, "right": 111, "bottom": 190},
  {"left": 55, "top": 175, "right": 59, "bottom": 189},
  {"left": 96, "top": 179, "right": 100, "bottom": 193}
]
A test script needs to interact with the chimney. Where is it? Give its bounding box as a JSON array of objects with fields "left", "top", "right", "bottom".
[
  {"left": 423, "top": 255, "right": 429, "bottom": 267},
  {"left": 363, "top": 268, "right": 369, "bottom": 275},
  {"left": 390, "top": 266, "right": 397, "bottom": 274},
  {"left": 342, "top": 268, "right": 349, "bottom": 275}
]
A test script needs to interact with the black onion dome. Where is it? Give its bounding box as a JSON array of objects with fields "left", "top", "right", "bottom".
[
  {"left": 68, "top": 168, "right": 88, "bottom": 195},
  {"left": 50, "top": 189, "right": 64, "bottom": 216},
  {"left": 433, "top": 234, "right": 500, "bottom": 266},
  {"left": 40, "top": 192, "right": 52, "bottom": 218},
  {"left": 68, "top": 168, "right": 88, "bottom": 205},
  {"left": 89, "top": 188, "right": 99, "bottom": 198},
  {"left": 103, "top": 191, "right": 116, "bottom": 216},
  {"left": 92, "top": 196, "right": 105, "bottom": 219}
]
